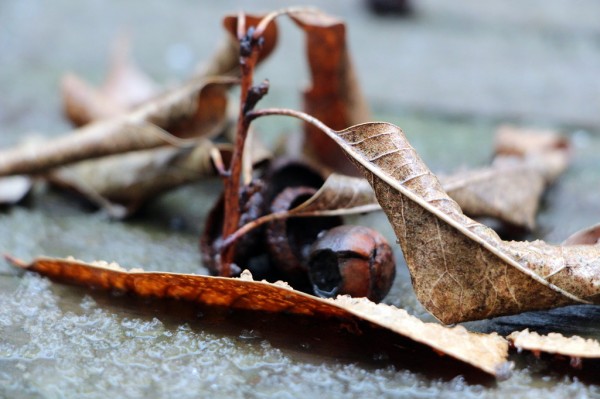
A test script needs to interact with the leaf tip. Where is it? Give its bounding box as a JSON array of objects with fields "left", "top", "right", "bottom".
[{"left": 3, "top": 254, "right": 28, "bottom": 269}]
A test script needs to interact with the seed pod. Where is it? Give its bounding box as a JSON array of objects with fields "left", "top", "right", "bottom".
[
  {"left": 200, "top": 179, "right": 270, "bottom": 278},
  {"left": 266, "top": 186, "right": 342, "bottom": 290},
  {"left": 308, "top": 225, "right": 396, "bottom": 303}
]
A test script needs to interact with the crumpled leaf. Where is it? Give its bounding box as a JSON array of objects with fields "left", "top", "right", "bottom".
[
  {"left": 441, "top": 126, "right": 570, "bottom": 230},
  {"left": 254, "top": 126, "right": 570, "bottom": 230},
  {"left": 7, "top": 256, "right": 510, "bottom": 378},
  {"left": 0, "top": 175, "right": 32, "bottom": 205},
  {"left": 289, "top": 10, "right": 370, "bottom": 175},
  {"left": 62, "top": 36, "right": 158, "bottom": 126},
  {"left": 46, "top": 141, "right": 226, "bottom": 218},
  {"left": 282, "top": 173, "right": 380, "bottom": 217},
  {"left": 508, "top": 329, "right": 600, "bottom": 364},
  {"left": 46, "top": 138, "right": 271, "bottom": 219},
  {"left": 311, "top": 121, "right": 600, "bottom": 324},
  {"left": 494, "top": 125, "right": 570, "bottom": 158},
  {"left": 0, "top": 78, "right": 233, "bottom": 177}
]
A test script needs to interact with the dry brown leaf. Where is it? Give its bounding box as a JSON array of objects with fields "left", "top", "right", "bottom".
[
  {"left": 508, "top": 329, "right": 600, "bottom": 362},
  {"left": 563, "top": 224, "right": 600, "bottom": 246},
  {"left": 442, "top": 159, "right": 546, "bottom": 230},
  {"left": 0, "top": 176, "right": 32, "bottom": 205},
  {"left": 46, "top": 141, "right": 226, "bottom": 218},
  {"left": 46, "top": 138, "right": 271, "bottom": 219},
  {"left": 285, "top": 173, "right": 380, "bottom": 217},
  {"left": 0, "top": 78, "right": 233, "bottom": 177},
  {"left": 62, "top": 36, "right": 158, "bottom": 126},
  {"left": 289, "top": 10, "right": 370, "bottom": 176},
  {"left": 7, "top": 256, "right": 510, "bottom": 378},
  {"left": 305, "top": 120, "right": 600, "bottom": 324},
  {"left": 441, "top": 127, "right": 570, "bottom": 230},
  {"left": 495, "top": 125, "right": 570, "bottom": 158}
]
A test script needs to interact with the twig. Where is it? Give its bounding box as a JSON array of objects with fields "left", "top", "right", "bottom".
[{"left": 219, "top": 14, "right": 267, "bottom": 276}]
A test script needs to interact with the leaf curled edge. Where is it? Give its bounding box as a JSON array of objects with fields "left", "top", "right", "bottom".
[
  {"left": 324, "top": 122, "right": 599, "bottom": 324},
  {"left": 7, "top": 256, "right": 509, "bottom": 378}
]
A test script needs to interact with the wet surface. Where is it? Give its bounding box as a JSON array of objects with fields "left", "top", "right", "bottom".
[{"left": 1, "top": 0, "right": 600, "bottom": 397}]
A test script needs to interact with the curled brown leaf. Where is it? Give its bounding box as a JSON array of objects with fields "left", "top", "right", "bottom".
[
  {"left": 46, "top": 141, "right": 230, "bottom": 218},
  {"left": 276, "top": 115, "right": 599, "bottom": 324},
  {"left": 289, "top": 9, "right": 370, "bottom": 175}
]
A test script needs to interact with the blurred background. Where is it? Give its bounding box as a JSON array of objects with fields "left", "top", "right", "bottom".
[
  {"left": 2, "top": 0, "right": 599, "bottom": 241},
  {"left": 2, "top": 0, "right": 599, "bottom": 138}
]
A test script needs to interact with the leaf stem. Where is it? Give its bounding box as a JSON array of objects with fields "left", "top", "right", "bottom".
[{"left": 246, "top": 107, "right": 334, "bottom": 136}]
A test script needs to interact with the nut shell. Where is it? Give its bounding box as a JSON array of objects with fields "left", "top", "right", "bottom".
[{"left": 308, "top": 225, "right": 396, "bottom": 302}]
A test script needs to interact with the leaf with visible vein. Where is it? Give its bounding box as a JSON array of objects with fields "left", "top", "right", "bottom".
[{"left": 295, "top": 119, "right": 600, "bottom": 324}]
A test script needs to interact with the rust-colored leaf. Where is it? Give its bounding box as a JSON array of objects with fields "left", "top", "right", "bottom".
[
  {"left": 0, "top": 78, "right": 233, "bottom": 177},
  {"left": 289, "top": 10, "right": 370, "bottom": 175},
  {"left": 7, "top": 256, "right": 510, "bottom": 378},
  {"left": 309, "top": 120, "right": 600, "bottom": 324},
  {"left": 62, "top": 36, "right": 158, "bottom": 126},
  {"left": 508, "top": 329, "right": 600, "bottom": 365}
]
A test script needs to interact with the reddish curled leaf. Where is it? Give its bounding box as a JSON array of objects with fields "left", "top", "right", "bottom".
[
  {"left": 289, "top": 10, "right": 370, "bottom": 175},
  {"left": 0, "top": 78, "right": 233, "bottom": 177},
  {"left": 62, "top": 36, "right": 158, "bottom": 126},
  {"left": 294, "top": 119, "right": 600, "bottom": 323},
  {"left": 8, "top": 256, "right": 510, "bottom": 377},
  {"left": 508, "top": 329, "right": 600, "bottom": 365}
]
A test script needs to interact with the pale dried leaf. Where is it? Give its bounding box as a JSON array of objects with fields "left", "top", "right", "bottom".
[
  {"left": 46, "top": 141, "right": 222, "bottom": 218},
  {"left": 441, "top": 160, "right": 546, "bottom": 230},
  {"left": 508, "top": 329, "right": 600, "bottom": 359},
  {"left": 8, "top": 256, "right": 510, "bottom": 377},
  {"left": 62, "top": 36, "right": 158, "bottom": 126},
  {"left": 495, "top": 125, "right": 569, "bottom": 157},
  {"left": 0, "top": 78, "right": 233, "bottom": 177},
  {"left": 46, "top": 138, "right": 271, "bottom": 218},
  {"left": 563, "top": 224, "right": 600, "bottom": 246},
  {"left": 289, "top": 174, "right": 380, "bottom": 216},
  {"left": 315, "top": 121, "right": 600, "bottom": 323}
]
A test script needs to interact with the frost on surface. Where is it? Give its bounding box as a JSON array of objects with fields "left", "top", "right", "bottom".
[{"left": 1, "top": 274, "right": 599, "bottom": 399}]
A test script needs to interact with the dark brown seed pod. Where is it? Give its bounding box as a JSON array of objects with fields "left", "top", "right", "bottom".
[
  {"left": 308, "top": 225, "right": 396, "bottom": 303},
  {"left": 200, "top": 179, "right": 270, "bottom": 278},
  {"left": 266, "top": 186, "right": 342, "bottom": 290}
]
